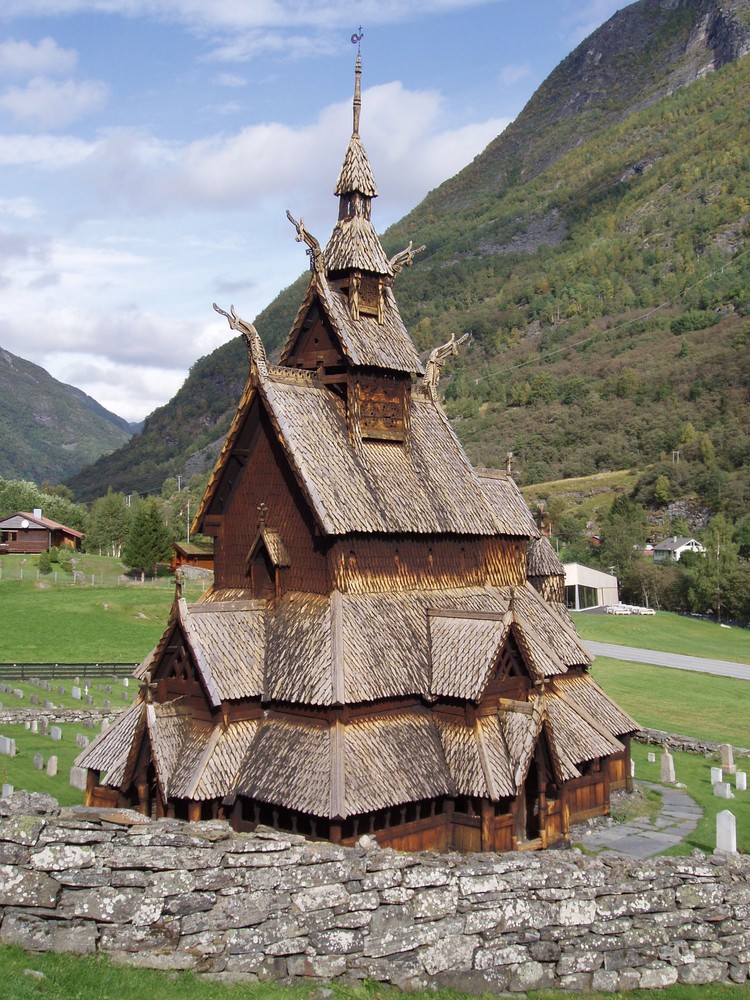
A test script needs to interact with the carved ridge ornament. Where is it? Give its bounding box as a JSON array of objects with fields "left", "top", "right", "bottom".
[
  {"left": 213, "top": 303, "right": 269, "bottom": 382},
  {"left": 422, "top": 331, "right": 471, "bottom": 402},
  {"left": 388, "top": 241, "right": 426, "bottom": 275},
  {"left": 286, "top": 210, "right": 325, "bottom": 272}
]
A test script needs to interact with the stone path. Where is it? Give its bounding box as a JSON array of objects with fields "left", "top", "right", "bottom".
[{"left": 573, "top": 781, "right": 703, "bottom": 859}]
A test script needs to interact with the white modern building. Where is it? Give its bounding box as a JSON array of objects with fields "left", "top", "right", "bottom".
[{"left": 563, "top": 562, "right": 619, "bottom": 610}]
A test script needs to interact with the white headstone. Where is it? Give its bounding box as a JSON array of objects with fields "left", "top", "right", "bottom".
[
  {"left": 31, "top": 720, "right": 38, "bottom": 734},
  {"left": 101, "top": 719, "right": 109, "bottom": 732},
  {"left": 720, "top": 744, "right": 736, "bottom": 774},
  {"left": 71, "top": 686, "right": 82, "bottom": 700},
  {"left": 714, "top": 781, "right": 734, "bottom": 799},
  {"left": 647, "top": 752, "right": 656, "bottom": 763},
  {"left": 69, "top": 766, "right": 88, "bottom": 791},
  {"left": 46, "top": 755, "right": 58, "bottom": 777},
  {"left": 715, "top": 809, "right": 737, "bottom": 854},
  {"left": 1, "top": 783, "right": 13, "bottom": 798},
  {"left": 711, "top": 766, "right": 724, "bottom": 785},
  {"left": 736, "top": 771, "right": 747, "bottom": 792},
  {"left": 122, "top": 677, "right": 129, "bottom": 687},
  {"left": 660, "top": 750, "right": 676, "bottom": 783},
  {"left": 24, "top": 720, "right": 30, "bottom": 730},
  {"left": 0, "top": 736, "right": 16, "bottom": 757},
  {"left": 50, "top": 726, "right": 62, "bottom": 741}
]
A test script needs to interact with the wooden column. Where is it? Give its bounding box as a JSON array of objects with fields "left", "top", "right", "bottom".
[
  {"left": 136, "top": 782, "right": 149, "bottom": 816},
  {"left": 188, "top": 801, "right": 202, "bottom": 823},
  {"left": 481, "top": 799, "right": 494, "bottom": 852},
  {"left": 85, "top": 769, "right": 100, "bottom": 806}
]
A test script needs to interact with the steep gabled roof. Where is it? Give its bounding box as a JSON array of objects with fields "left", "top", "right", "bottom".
[{"left": 278, "top": 272, "right": 423, "bottom": 374}]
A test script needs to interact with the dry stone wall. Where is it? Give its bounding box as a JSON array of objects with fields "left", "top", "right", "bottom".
[{"left": 0, "top": 794, "right": 749, "bottom": 991}]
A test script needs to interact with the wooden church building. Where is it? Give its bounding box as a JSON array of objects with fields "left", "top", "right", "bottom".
[{"left": 77, "top": 56, "right": 637, "bottom": 852}]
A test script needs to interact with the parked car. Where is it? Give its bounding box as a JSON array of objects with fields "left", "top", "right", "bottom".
[
  {"left": 606, "top": 604, "right": 631, "bottom": 615},
  {"left": 633, "top": 606, "right": 656, "bottom": 615}
]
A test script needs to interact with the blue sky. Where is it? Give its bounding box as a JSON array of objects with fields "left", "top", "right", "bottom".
[{"left": 0, "top": 0, "right": 624, "bottom": 422}]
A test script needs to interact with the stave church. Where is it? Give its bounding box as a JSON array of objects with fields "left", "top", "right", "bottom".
[{"left": 77, "top": 52, "right": 637, "bottom": 852}]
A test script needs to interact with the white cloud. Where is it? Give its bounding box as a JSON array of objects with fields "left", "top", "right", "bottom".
[
  {"left": 0, "top": 0, "right": 502, "bottom": 32},
  {"left": 213, "top": 72, "right": 247, "bottom": 87},
  {"left": 0, "top": 37, "right": 78, "bottom": 78},
  {"left": 0, "top": 133, "right": 96, "bottom": 167},
  {"left": 0, "top": 76, "right": 109, "bottom": 129},
  {"left": 498, "top": 63, "right": 532, "bottom": 88},
  {"left": 0, "top": 196, "right": 42, "bottom": 219}
]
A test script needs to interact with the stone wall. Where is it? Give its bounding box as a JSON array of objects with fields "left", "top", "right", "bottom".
[
  {"left": 636, "top": 728, "right": 750, "bottom": 759},
  {"left": 0, "top": 794, "right": 748, "bottom": 991}
]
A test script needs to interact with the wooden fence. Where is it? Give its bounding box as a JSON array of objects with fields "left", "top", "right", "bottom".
[{"left": 0, "top": 662, "right": 137, "bottom": 681}]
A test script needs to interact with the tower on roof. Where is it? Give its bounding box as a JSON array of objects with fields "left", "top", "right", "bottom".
[{"left": 77, "top": 48, "right": 637, "bottom": 853}]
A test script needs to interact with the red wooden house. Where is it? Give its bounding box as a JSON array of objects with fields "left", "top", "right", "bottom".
[
  {"left": 77, "top": 57, "right": 636, "bottom": 852},
  {"left": 0, "top": 510, "right": 83, "bottom": 554}
]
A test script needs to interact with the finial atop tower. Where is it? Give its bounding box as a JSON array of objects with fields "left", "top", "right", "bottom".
[{"left": 351, "top": 28, "right": 363, "bottom": 135}]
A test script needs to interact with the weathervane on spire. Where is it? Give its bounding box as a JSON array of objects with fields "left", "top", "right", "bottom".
[{"left": 351, "top": 28, "right": 364, "bottom": 136}]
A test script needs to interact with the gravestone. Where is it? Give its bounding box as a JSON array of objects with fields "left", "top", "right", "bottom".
[
  {"left": 57, "top": 686, "right": 66, "bottom": 696},
  {"left": 102, "top": 699, "right": 110, "bottom": 709},
  {"left": 83, "top": 718, "right": 93, "bottom": 730},
  {"left": 46, "top": 756, "right": 58, "bottom": 777},
  {"left": 715, "top": 809, "right": 737, "bottom": 855},
  {"left": 24, "top": 720, "right": 30, "bottom": 730},
  {"left": 647, "top": 752, "right": 656, "bottom": 763},
  {"left": 50, "top": 726, "right": 62, "bottom": 742},
  {"left": 714, "top": 782, "right": 734, "bottom": 799},
  {"left": 43, "top": 700, "right": 54, "bottom": 710},
  {"left": 711, "top": 766, "right": 723, "bottom": 785},
  {"left": 101, "top": 719, "right": 109, "bottom": 732},
  {"left": 30, "top": 694, "right": 39, "bottom": 705},
  {"left": 75, "top": 734, "right": 89, "bottom": 749},
  {"left": 31, "top": 720, "right": 38, "bottom": 734},
  {"left": 121, "top": 690, "right": 129, "bottom": 701},
  {"left": 2, "top": 783, "right": 13, "bottom": 797},
  {"left": 104, "top": 685, "right": 112, "bottom": 695},
  {"left": 41, "top": 720, "right": 49, "bottom": 736},
  {"left": 71, "top": 686, "right": 82, "bottom": 700},
  {"left": 69, "top": 766, "right": 87, "bottom": 791},
  {"left": 85, "top": 694, "right": 93, "bottom": 705},
  {"left": 737, "top": 771, "right": 747, "bottom": 792},
  {"left": 13, "top": 689, "right": 23, "bottom": 699},
  {"left": 720, "top": 744, "right": 736, "bottom": 774},
  {"left": 660, "top": 750, "right": 676, "bottom": 783},
  {"left": 0, "top": 736, "right": 16, "bottom": 757},
  {"left": 122, "top": 678, "right": 129, "bottom": 687},
  {"left": 33, "top": 753, "right": 44, "bottom": 771}
]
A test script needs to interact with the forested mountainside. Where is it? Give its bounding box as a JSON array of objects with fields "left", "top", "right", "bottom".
[
  {"left": 0, "top": 347, "right": 133, "bottom": 484},
  {"left": 66, "top": 0, "right": 750, "bottom": 502}
]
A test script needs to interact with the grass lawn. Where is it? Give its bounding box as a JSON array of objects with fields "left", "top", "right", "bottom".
[
  {"left": 592, "top": 656, "right": 750, "bottom": 746},
  {"left": 631, "top": 741, "right": 750, "bottom": 854},
  {"left": 0, "top": 576, "right": 206, "bottom": 663},
  {"left": 574, "top": 610, "right": 750, "bottom": 664},
  {"left": 0, "top": 722, "right": 89, "bottom": 806},
  {"left": 0, "top": 947, "right": 749, "bottom": 1000}
]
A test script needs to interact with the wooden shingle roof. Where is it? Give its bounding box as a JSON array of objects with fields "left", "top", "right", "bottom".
[
  {"left": 477, "top": 472, "right": 540, "bottom": 538},
  {"left": 526, "top": 535, "right": 565, "bottom": 577},
  {"left": 334, "top": 133, "right": 377, "bottom": 197}
]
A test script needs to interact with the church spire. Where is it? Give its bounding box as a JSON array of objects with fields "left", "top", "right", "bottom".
[{"left": 353, "top": 52, "right": 361, "bottom": 136}]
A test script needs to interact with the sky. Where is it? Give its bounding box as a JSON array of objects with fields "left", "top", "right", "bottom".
[{"left": 0, "top": 0, "right": 626, "bottom": 424}]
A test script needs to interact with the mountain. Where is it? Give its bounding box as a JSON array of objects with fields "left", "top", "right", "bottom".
[
  {"left": 0, "top": 347, "right": 134, "bottom": 484},
  {"left": 66, "top": 0, "right": 750, "bottom": 502}
]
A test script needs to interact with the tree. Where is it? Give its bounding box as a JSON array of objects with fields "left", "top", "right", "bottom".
[
  {"left": 597, "top": 496, "right": 647, "bottom": 579},
  {"left": 122, "top": 499, "right": 172, "bottom": 582},
  {"left": 681, "top": 514, "right": 739, "bottom": 622},
  {"left": 87, "top": 490, "right": 132, "bottom": 558}
]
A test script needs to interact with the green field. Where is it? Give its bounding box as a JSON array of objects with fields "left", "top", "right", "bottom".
[
  {"left": 0, "top": 722, "right": 88, "bottom": 807},
  {"left": 592, "top": 657, "right": 750, "bottom": 746},
  {"left": 574, "top": 610, "right": 750, "bottom": 664},
  {"left": 0, "top": 554, "right": 207, "bottom": 662}
]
